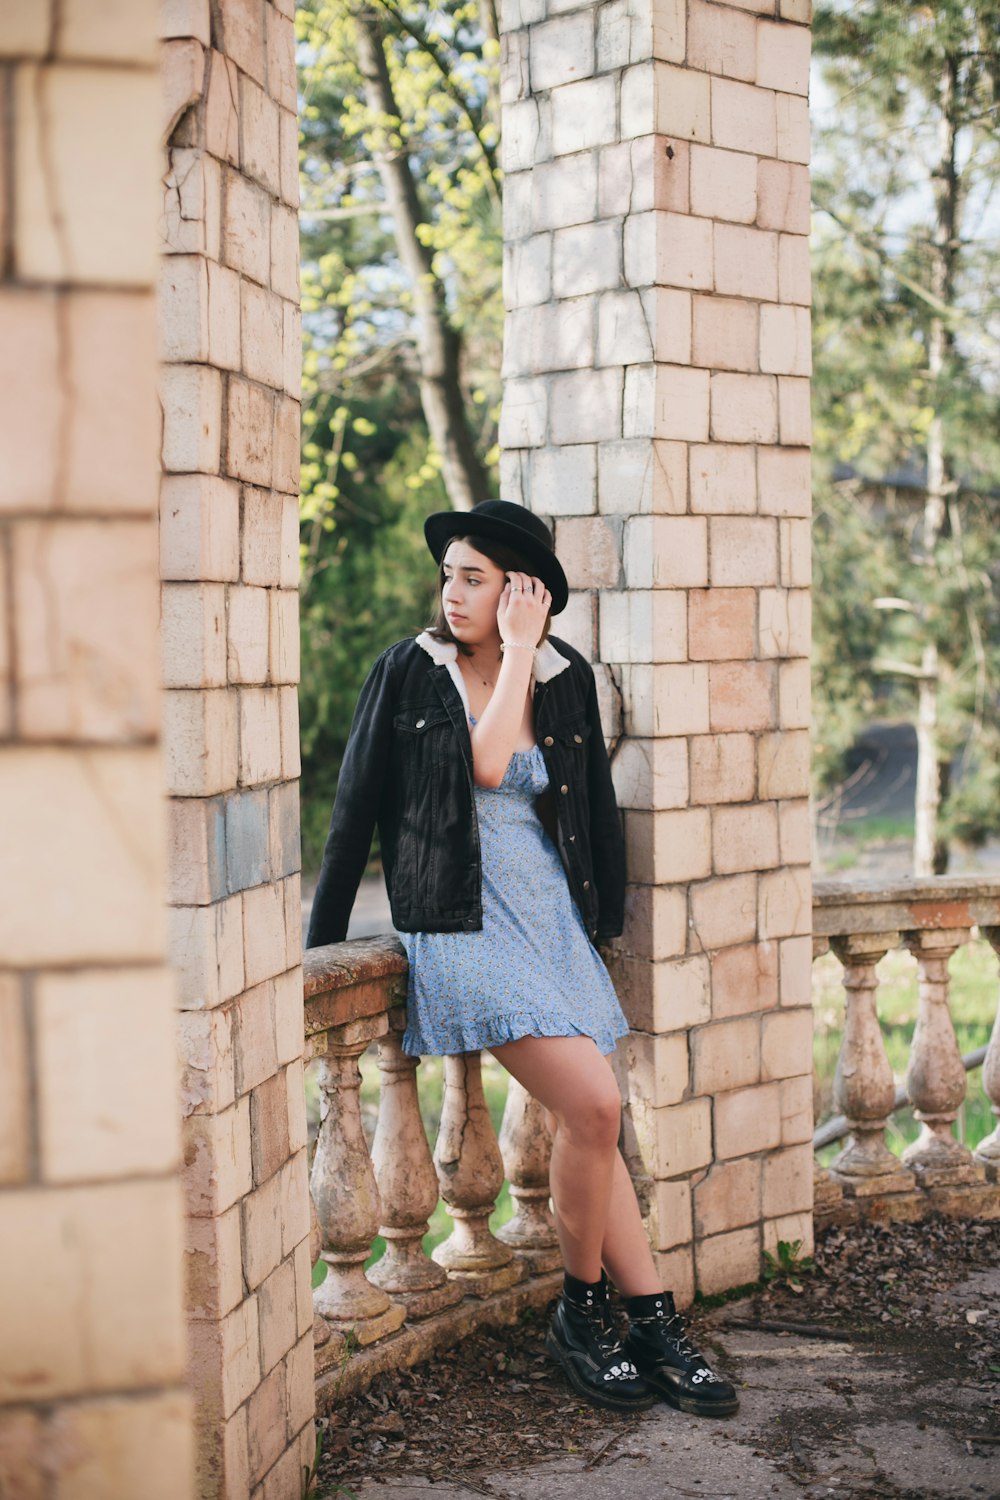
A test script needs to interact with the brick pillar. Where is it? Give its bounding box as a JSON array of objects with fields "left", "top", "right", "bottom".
[
  {"left": 500, "top": 0, "right": 814, "bottom": 1301},
  {"left": 0, "top": 3, "right": 194, "bottom": 1496},
  {"left": 159, "top": 2, "right": 312, "bottom": 1494}
]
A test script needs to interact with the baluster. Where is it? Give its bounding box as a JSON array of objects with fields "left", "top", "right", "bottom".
[
  {"left": 368, "top": 1022, "right": 464, "bottom": 1317},
  {"left": 308, "top": 1182, "right": 339, "bottom": 1353},
  {"left": 432, "top": 1052, "right": 524, "bottom": 1294},
  {"left": 973, "top": 926, "right": 1000, "bottom": 1182},
  {"left": 310, "top": 1018, "right": 406, "bottom": 1343},
  {"left": 496, "top": 1077, "right": 561, "bottom": 1270},
  {"left": 812, "top": 936, "right": 844, "bottom": 1215},
  {"left": 828, "top": 933, "right": 916, "bottom": 1195},
  {"left": 903, "top": 929, "right": 983, "bottom": 1184}
]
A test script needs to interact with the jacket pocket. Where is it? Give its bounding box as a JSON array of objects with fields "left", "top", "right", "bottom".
[
  {"left": 554, "top": 719, "right": 590, "bottom": 750},
  {"left": 393, "top": 706, "right": 452, "bottom": 736}
]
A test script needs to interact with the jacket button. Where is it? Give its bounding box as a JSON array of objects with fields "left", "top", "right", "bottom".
[
  {"left": 560, "top": 784, "right": 569, "bottom": 795},
  {"left": 416, "top": 718, "right": 425, "bottom": 728},
  {"left": 574, "top": 733, "right": 583, "bottom": 744},
  {"left": 583, "top": 880, "right": 590, "bottom": 891},
  {"left": 544, "top": 735, "right": 554, "bottom": 747}
]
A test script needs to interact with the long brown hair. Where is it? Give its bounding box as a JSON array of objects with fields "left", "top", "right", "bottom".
[{"left": 426, "top": 534, "right": 553, "bottom": 652}]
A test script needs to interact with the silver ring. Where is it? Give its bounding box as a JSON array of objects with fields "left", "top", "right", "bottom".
[{"left": 510, "top": 584, "right": 522, "bottom": 591}]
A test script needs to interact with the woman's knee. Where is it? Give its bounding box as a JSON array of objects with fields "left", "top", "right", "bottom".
[
  {"left": 556, "top": 1081, "right": 622, "bottom": 1148},
  {"left": 491, "top": 1035, "right": 622, "bottom": 1146}
]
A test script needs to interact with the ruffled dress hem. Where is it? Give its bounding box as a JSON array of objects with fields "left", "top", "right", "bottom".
[
  {"left": 402, "top": 1009, "right": 628, "bottom": 1060},
  {"left": 399, "top": 731, "right": 629, "bottom": 1063}
]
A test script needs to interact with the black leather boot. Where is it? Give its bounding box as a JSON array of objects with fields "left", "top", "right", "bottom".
[
  {"left": 623, "top": 1291, "right": 739, "bottom": 1416},
  {"left": 546, "top": 1275, "right": 656, "bottom": 1413}
]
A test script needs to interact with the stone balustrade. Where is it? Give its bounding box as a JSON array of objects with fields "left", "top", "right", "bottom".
[
  {"left": 813, "top": 878, "right": 1000, "bottom": 1226},
  {"left": 305, "top": 880, "right": 1000, "bottom": 1405},
  {"left": 304, "top": 938, "right": 562, "bottom": 1405}
]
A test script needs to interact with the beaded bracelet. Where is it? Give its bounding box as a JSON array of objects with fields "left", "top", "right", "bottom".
[{"left": 500, "top": 641, "right": 537, "bottom": 655}]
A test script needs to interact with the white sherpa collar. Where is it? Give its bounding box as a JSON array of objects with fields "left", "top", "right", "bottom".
[{"left": 414, "top": 630, "right": 570, "bottom": 718}]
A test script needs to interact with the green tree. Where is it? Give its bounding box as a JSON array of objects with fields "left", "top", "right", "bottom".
[
  {"left": 295, "top": 2, "right": 503, "bottom": 868},
  {"left": 812, "top": 0, "right": 1000, "bottom": 870},
  {"left": 296, "top": 0, "right": 501, "bottom": 528},
  {"left": 298, "top": 403, "right": 446, "bottom": 867}
]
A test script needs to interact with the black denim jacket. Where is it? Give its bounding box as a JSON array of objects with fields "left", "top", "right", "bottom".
[{"left": 306, "top": 632, "right": 625, "bottom": 949}]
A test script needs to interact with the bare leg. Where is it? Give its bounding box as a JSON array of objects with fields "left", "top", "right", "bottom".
[
  {"left": 540, "top": 1107, "right": 661, "bottom": 1294},
  {"left": 488, "top": 1035, "right": 621, "bottom": 1282},
  {"left": 517, "top": 1050, "right": 738, "bottom": 1415},
  {"left": 601, "top": 1149, "right": 661, "bottom": 1296},
  {"left": 491, "top": 1035, "right": 661, "bottom": 1290}
]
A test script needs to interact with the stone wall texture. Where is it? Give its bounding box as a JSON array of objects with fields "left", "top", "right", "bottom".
[
  {"left": 159, "top": 0, "right": 313, "bottom": 1495},
  {"left": 0, "top": 0, "right": 817, "bottom": 1487},
  {"left": 0, "top": 2, "right": 195, "bottom": 1497},
  {"left": 499, "top": 0, "right": 815, "bottom": 1299}
]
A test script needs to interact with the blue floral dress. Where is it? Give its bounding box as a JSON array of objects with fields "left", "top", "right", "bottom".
[{"left": 400, "top": 730, "right": 629, "bottom": 1058}]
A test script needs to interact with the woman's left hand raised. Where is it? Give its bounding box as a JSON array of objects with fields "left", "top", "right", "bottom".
[{"left": 497, "top": 573, "right": 551, "bottom": 648}]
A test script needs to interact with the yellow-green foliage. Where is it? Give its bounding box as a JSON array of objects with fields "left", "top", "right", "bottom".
[
  {"left": 296, "top": 0, "right": 501, "bottom": 550},
  {"left": 295, "top": 3, "right": 504, "bottom": 863},
  {"left": 811, "top": 1, "right": 1000, "bottom": 854}
]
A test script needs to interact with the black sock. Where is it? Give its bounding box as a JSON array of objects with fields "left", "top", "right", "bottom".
[
  {"left": 563, "top": 1270, "right": 606, "bottom": 1304},
  {"left": 623, "top": 1290, "right": 675, "bottom": 1318}
]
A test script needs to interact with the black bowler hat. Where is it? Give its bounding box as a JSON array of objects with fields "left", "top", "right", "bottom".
[{"left": 424, "top": 499, "right": 569, "bottom": 615}]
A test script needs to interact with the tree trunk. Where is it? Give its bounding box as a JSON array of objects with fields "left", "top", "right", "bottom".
[
  {"left": 352, "top": 11, "right": 489, "bottom": 512},
  {"left": 479, "top": 0, "right": 498, "bottom": 46},
  {"left": 914, "top": 645, "right": 940, "bottom": 876},
  {"left": 933, "top": 760, "right": 951, "bottom": 875},
  {"left": 913, "top": 54, "right": 960, "bottom": 876},
  {"left": 479, "top": 0, "right": 500, "bottom": 138}
]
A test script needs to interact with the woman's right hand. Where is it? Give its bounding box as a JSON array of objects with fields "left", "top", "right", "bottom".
[
  {"left": 497, "top": 572, "right": 551, "bottom": 648},
  {"left": 474, "top": 572, "right": 549, "bottom": 787}
]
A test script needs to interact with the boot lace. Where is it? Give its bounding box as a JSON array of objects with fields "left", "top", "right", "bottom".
[
  {"left": 631, "top": 1304, "right": 700, "bottom": 1361},
  {"left": 567, "top": 1291, "right": 627, "bottom": 1362},
  {"left": 661, "top": 1310, "right": 700, "bottom": 1361},
  {"left": 586, "top": 1299, "right": 642, "bottom": 1380},
  {"left": 590, "top": 1301, "right": 626, "bottom": 1362}
]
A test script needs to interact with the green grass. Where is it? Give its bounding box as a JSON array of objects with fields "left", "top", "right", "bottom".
[
  {"left": 837, "top": 815, "right": 915, "bottom": 844},
  {"left": 814, "top": 815, "right": 915, "bottom": 873},
  {"left": 813, "top": 937, "right": 996, "bottom": 1164}
]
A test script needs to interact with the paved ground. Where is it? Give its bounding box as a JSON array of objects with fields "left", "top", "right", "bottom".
[
  {"left": 814, "top": 720, "right": 1000, "bottom": 879},
  {"left": 345, "top": 1264, "right": 1000, "bottom": 1500}
]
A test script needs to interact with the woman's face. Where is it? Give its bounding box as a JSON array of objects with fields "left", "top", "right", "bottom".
[{"left": 441, "top": 539, "right": 506, "bottom": 648}]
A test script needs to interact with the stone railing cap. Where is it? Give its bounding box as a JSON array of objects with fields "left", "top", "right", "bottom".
[
  {"left": 304, "top": 935, "right": 408, "bottom": 1041},
  {"left": 815, "top": 876, "right": 1000, "bottom": 903},
  {"left": 814, "top": 876, "right": 1000, "bottom": 938},
  {"left": 304, "top": 935, "right": 407, "bottom": 1000}
]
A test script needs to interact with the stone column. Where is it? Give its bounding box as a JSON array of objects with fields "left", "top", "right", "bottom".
[
  {"left": 500, "top": 0, "right": 814, "bottom": 1302},
  {"left": 0, "top": 3, "right": 193, "bottom": 1496},
  {"left": 159, "top": 1, "right": 312, "bottom": 1494}
]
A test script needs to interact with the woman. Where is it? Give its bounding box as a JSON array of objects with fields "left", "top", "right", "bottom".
[{"left": 307, "top": 500, "right": 737, "bottom": 1417}]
